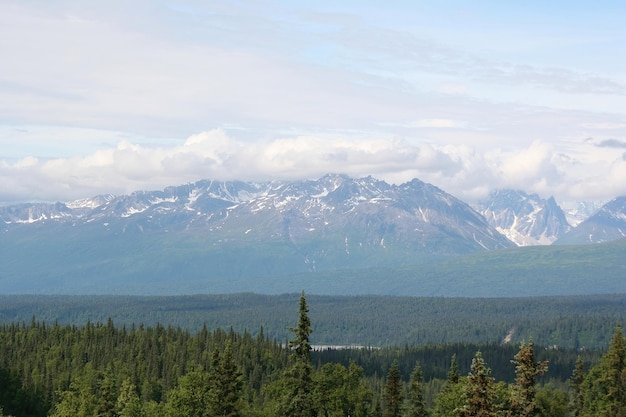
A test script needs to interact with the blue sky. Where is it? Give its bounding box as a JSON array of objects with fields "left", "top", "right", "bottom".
[{"left": 2, "top": 0, "right": 626, "bottom": 207}]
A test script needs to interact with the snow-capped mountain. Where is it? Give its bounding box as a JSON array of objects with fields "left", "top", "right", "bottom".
[
  {"left": 555, "top": 196, "right": 626, "bottom": 245},
  {"left": 561, "top": 200, "right": 603, "bottom": 227},
  {"left": 1, "top": 175, "right": 514, "bottom": 295},
  {"left": 477, "top": 190, "right": 571, "bottom": 246},
  {"left": 3, "top": 175, "right": 626, "bottom": 295},
  {"left": 1, "top": 174, "right": 512, "bottom": 256}
]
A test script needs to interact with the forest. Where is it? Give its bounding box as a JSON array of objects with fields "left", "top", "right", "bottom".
[
  {"left": 2, "top": 293, "right": 626, "bottom": 349},
  {"left": 0, "top": 292, "right": 625, "bottom": 416}
]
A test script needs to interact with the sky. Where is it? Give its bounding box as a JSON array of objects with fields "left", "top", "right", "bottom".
[{"left": 2, "top": 0, "right": 626, "bottom": 208}]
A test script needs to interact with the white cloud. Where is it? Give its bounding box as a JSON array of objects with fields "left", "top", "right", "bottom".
[{"left": 3, "top": 129, "right": 626, "bottom": 206}]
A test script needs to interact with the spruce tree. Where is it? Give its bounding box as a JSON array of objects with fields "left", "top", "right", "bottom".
[
  {"left": 581, "top": 325, "right": 626, "bottom": 416},
  {"left": 457, "top": 351, "right": 497, "bottom": 417},
  {"left": 116, "top": 378, "right": 144, "bottom": 417},
  {"left": 164, "top": 370, "right": 213, "bottom": 417},
  {"left": 277, "top": 291, "right": 317, "bottom": 417},
  {"left": 406, "top": 362, "right": 428, "bottom": 417},
  {"left": 383, "top": 361, "right": 403, "bottom": 417},
  {"left": 432, "top": 355, "right": 464, "bottom": 417},
  {"left": 212, "top": 339, "right": 243, "bottom": 417},
  {"left": 447, "top": 354, "right": 459, "bottom": 385},
  {"left": 510, "top": 339, "right": 548, "bottom": 417},
  {"left": 568, "top": 356, "right": 585, "bottom": 417}
]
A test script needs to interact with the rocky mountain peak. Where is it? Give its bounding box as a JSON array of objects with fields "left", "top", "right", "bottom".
[{"left": 477, "top": 189, "right": 570, "bottom": 246}]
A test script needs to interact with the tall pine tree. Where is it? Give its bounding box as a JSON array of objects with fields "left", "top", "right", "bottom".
[
  {"left": 510, "top": 339, "right": 548, "bottom": 417},
  {"left": 457, "top": 351, "right": 497, "bottom": 417},
  {"left": 568, "top": 356, "right": 585, "bottom": 417},
  {"left": 432, "top": 355, "right": 464, "bottom": 417},
  {"left": 211, "top": 339, "right": 243, "bottom": 417},
  {"left": 277, "top": 291, "right": 317, "bottom": 417},
  {"left": 383, "top": 361, "right": 403, "bottom": 417},
  {"left": 581, "top": 325, "right": 626, "bottom": 416},
  {"left": 406, "top": 362, "right": 428, "bottom": 417}
]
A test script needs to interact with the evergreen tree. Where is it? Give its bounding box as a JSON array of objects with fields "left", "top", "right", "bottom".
[
  {"left": 447, "top": 354, "right": 459, "bottom": 385},
  {"left": 164, "top": 370, "right": 212, "bottom": 417},
  {"left": 50, "top": 365, "right": 103, "bottom": 417},
  {"left": 432, "top": 379, "right": 465, "bottom": 417},
  {"left": 581, "top": 325, "right": 626, "bottom": 416},
  {"left": 277, "top": 291, "right": 317, "bottom": 417},
  {"left": 568, "top": 356, "right": 585, "bottom": 417},
  {"left": 510, "top": 339, "right": 548, "bottom": 417},
  {"left": 373, "top": 396, "right": 383, "bottom": 417},
  {"left": 457, "top": 351, "right": 497, "bottom": 417},
  {"left": 116, "top": 378, "right": 144, "bottom": 417},
  {"left": 314, "top": 361, "right": 373, "bottom": 417},
  {"left": 406, "top": 362, "right": 428, "bottom": 417},
  {"left": 346, "top": 361, "right": 375, "bottom": 417},
  {"left": 433, "top": 355, "right": 464, "bottom": 417},
  {"left": 383, "top": 361, "right": 403, "bottom": 417},
  {"left": 290, "top": 291, "right": 313, "bottom": 362},
  {"left": 534, "top": 385, "right": 568, "bottom": 417},
  {"left": 212, "top": 339, "right": 243, "bottom": 417},
  {"left": 97, "top": 368, "right": 118, "bottom": 417}
]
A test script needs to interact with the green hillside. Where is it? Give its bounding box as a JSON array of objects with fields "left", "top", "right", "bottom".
[{"left": 1, "top": 218, "right": 625, "bottom": 296}]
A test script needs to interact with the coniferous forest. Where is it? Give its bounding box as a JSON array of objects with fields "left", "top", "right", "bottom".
[{"left": 0, "top": 292, "right": 625, "bottom": 416}]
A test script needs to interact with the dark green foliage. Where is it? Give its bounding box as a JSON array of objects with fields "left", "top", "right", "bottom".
[
  {"left": 432, "top": 355, "right": 463, "bottom": 417},
  {"left": 406, "top": 362, "right": 428, "bottom": 417},
  {"left": 432, "top": 377, "right": 464, "bottom": 417},
  {"left": 447, "top": 354, "right": 459, "bottom": 385},
  {"left": 314, "top": 361, "right": 373, "bottom": 417},
  {"left": 535, "top": 385, "right": 568, "bottom": 417},
  {"left": 2, "top": 293, "right": 626, "bottom": 350},
  {"left": 1, "top": 298, "right": 626, "bottom": 417},
  {"left": 568, "top": 356, "right": 585, "bottom": 416},
  {"left": 383, "top": 361, "right": 403, "bottom": 417},
  {"left": 510, "top": 340, "right": 548, "bottom": 417},
  {"left": 0, "top": 367, "right": 45, "bottom": 417},
  {"left": 0, "top": 320, "right": 287, "bottom": 417},
  {"left": 276, "top": 291, "right": 317, "bottom": 417},
  {"left": 580, "top": 325, "right": 626, "bottom": 416},
  {"left": 457, "top": 351, "right": 497, "bottom": 417},
  {"left": 116, "top": 378, "right": 144, "bottom": 417},
  {"left": 212, "top": 339, "right": 244, "bottom": 417},
  {"left": 165, "top": 370, "right": 213, "bottom": 417},
  {"left": 315, "top": 342, "right": 597, "bottom": 386}
]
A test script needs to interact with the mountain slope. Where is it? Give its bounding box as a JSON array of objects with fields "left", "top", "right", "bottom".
[
  {"left": 0, "top": 175, "right": 514, "bottom": 294},
  {"left": 555, "top": 196, "right": 626, "bottom": 244},
  {"left": 477, "top": 190, "right": 570, "bottom": 246}
]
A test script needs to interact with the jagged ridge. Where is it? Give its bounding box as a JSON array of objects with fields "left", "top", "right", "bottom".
[{"left": 477, "top": 190, "right": 571, "bottom": 246}]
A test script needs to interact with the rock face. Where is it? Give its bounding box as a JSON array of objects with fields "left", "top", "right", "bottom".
[
  {"left": 555, "top": 196, "right": 626, "bottom": 245},
  {"left": 477, "top": 190, "right": 570, "bottom": 246},
  {"left": 1, "top": 175, "right": 513, "bottom": 258}
]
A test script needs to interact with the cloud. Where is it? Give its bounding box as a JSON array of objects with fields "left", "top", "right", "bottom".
[
  {"left": 569, "top": 156, "right": 626, "bottom": 200},
  {"left": 3, "top": 130, "right": 626, "bottom": 206},
  {"left": 595, "top": 139, "right": 626, "bottom": 148}
]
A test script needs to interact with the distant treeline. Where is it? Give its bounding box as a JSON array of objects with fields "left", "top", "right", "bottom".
[{"left": 1, "top": 293, "right": 625, "bottom": 349}]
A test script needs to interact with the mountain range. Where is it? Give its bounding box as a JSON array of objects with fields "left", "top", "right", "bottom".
[{"left": 1, "top": 174, "right": 625, "bottom": 295}]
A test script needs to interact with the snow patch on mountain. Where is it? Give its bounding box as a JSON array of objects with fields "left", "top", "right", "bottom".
[
  {"left": 556, "top": 196, "right": 626, "bottom": 244},
  {"left": 477, "top": 190, "right": 570, "bottom": 246}
]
